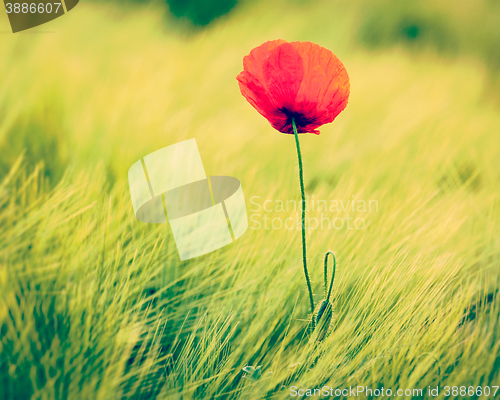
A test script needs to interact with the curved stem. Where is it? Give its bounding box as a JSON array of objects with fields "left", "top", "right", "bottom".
[
  {"left": 324, "top": 251, "right": 336, "bottom": 303},
  {"left": 292, "top": 118, "right": 315, "bottom": 315}
]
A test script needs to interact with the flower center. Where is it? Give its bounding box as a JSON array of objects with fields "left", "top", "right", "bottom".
[{"left": 280, "top": 108, "right": 316, "bottom": 129}]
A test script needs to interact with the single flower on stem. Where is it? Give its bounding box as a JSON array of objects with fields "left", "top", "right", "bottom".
[{"left": 237, "top": 40, "right": 349, "bottom": 333}]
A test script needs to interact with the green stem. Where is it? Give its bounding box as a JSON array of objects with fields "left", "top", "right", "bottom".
[
  {"left": 324, "top": 251, "right": 336, "bottom": 303},
  {"left": 292, "top": 118, "right": 315, "bottom": 316}
]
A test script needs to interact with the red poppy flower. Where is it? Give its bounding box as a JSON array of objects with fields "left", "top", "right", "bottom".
[{"left": 237, "top": 40, "right": 350, "bottom": 134}]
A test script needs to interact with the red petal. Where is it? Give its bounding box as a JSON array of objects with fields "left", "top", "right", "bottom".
[
  {"left": 262, "top": 42, "right": 304, "bottom": 111},
  {"left": 292, "top": 41, "right": 350, "bottom": 125},
  {"left": 236, "top": 40, "right": 287, "bottom": 120},
  {"left": 242, "top": 40, "right": 286, "bottom": 85}
]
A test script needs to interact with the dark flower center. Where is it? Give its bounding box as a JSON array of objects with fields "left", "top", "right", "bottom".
[{"left": 279, "top": 108, "right": 316, "bottom": 130}]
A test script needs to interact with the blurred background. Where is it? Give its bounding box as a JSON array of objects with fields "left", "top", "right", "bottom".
[
  {"left": 1, "top": 0, "right": 499, "bottom": 398},
  {"left": 1, "top": 0, "right": 500, "bottom": 185}
]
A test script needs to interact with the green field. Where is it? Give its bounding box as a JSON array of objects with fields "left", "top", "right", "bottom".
[{"left": 1, "top": 1, "right": 500, "bottom": 398}]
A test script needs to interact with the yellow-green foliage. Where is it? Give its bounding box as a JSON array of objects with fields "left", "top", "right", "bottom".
[{"left": 1, "top": 1, "right": 499, "bottom": 398}]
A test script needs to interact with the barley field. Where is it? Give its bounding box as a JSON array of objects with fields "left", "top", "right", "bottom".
[{"left": 1, "top": 0, "right": 499, "bottom": 398}]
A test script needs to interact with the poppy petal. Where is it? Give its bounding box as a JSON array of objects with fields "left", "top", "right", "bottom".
[
  {"left": 293, "top": 41, "right": 350, "bottom": 125},
  {"left": 237, "top": 40, "right": 287, "bottom": 124},
  {"left": 262, "top": 42, "right": 304, "bottom": 111},
  {"left": 242, "top": 40, "right": 287, "bottom": 85}
]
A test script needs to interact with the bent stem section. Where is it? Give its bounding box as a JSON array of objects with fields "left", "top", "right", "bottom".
[
  {"left": 292, "top": 118, "right": 315, "bottom": 317},
  {"left": 324, "top": 251, "right": 336, "bottom": 303}
]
